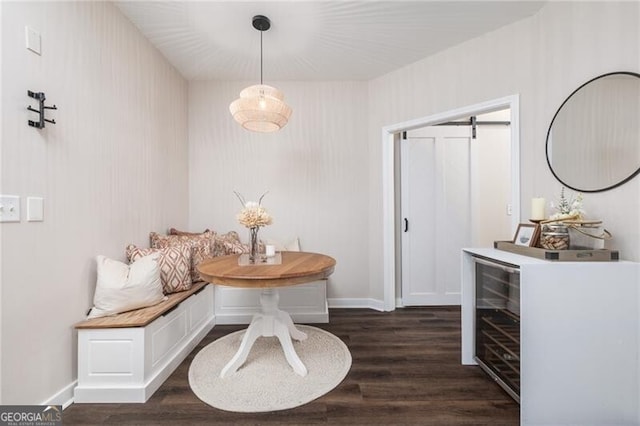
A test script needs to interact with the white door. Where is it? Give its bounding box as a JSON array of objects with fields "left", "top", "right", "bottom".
[{"left": 401, "top": 126, "right": 472, "bottom": 306}]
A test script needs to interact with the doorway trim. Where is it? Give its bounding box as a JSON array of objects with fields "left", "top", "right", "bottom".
[{"left": 381, "top": 95, "right": 520, "bottom": 311}]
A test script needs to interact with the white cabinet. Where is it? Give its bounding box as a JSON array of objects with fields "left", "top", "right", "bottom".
[
  {"left": 74, "top": 284, "right": 215, "bottom": 403},
  {"left": 462, "top": 248, "right": 640, "bottom": 425}
]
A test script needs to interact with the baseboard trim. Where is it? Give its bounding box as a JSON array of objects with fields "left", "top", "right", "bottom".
[
  {"left": 328, "top": 298, "right": 385, "bottom": 311},
  {"left": 42, "top": 380, "right": 76, "bottom": 409}
]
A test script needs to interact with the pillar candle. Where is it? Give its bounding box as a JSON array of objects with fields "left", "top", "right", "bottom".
[
  {"left": 531, "top": 197, "right": 546, "bottom": 220},
  {"left": 265, "top": 244, "right": 276, "bottom": 257}
]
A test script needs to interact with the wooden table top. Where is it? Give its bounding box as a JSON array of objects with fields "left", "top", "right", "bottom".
[{"left": 197, "top": 251, "right": 336, "bottom": 288}]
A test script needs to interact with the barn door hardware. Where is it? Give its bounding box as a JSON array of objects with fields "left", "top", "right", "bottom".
[
  {"left": 435, "top": 116, "right": 510, "bottom": 139},
  {"left": 27, "top": 90, "right": 57, "bottom": 129}
]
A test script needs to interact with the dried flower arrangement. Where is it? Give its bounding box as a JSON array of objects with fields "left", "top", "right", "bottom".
[
  {"left": 234, "top": 191, "right": 273, "bottom": 229},
  {"left": 234, "top": 191, "right": 272, "bottom": 262}
]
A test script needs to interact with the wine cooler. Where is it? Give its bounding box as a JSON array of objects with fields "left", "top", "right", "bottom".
[{"left": 473, "top": 256, "right": 520, "bottom": 402}]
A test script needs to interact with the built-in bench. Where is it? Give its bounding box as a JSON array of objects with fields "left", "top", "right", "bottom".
[
  {"left": 74, "top": 281, "right": 214, "bottom": 403},
  {"left": 214, "top": 280, "right": 328, "bottom": 324}
]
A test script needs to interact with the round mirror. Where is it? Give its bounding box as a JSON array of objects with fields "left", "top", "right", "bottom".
[{"left": 545, "top": 72, "right": 640, "bottom": 192}]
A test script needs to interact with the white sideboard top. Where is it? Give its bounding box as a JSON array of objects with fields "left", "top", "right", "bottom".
[
  {"left": 463, "top": 247, "right": 637, "bottom": 268},
  {"left": 462, "top": 247, "right": 548, "bottom": 266}
]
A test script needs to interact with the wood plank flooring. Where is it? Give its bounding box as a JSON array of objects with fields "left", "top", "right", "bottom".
[{"left": 63, "top": 307, "right": 520, "bottom": 425}]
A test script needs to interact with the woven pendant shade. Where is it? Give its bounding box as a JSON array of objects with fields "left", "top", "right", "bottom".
[
  {"left": 229, "top": 84, "right": 292, "bottom": 132},
  {"left": 230, "top": 15, "right": 292, "bottom": 133}
]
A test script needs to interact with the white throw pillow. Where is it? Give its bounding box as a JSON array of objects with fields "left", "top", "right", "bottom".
[
  {"left": 263, "top": 237, "right": 301, "bottom": 252},
  {"left": 87, "top": 254, "right": 166, "bottom": 319}
]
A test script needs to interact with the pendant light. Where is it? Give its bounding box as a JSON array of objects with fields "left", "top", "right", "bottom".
[{"left": 229, "top": 15, "right": 292, "bottom": 133}]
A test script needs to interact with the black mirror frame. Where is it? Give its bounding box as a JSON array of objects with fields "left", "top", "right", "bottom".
[{"left": 545, "top": 71, "right": 640, "bottom": 193}]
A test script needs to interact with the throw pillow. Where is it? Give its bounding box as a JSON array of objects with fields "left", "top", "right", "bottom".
[
  {"left": 87, "top": 254, "right": 166, "bottom": 319},
  {"left": 150, "top": 231, "right": 213, "bottom": 282},
  {"left": 223, "top": 239, "right": 249, "bottom": 255},
  {"left": 217, "top": 230, "right": 266, "bottom": 255},
  {"left": 126, "top": 244, "right": 192, "bottom": 294},
  {"left": 263, "top": 237, "right": 301, "bottom": 252},
  {"left": 169, "top": 228, "right": 210, "bottom": 236},
  {"left": 214, "top": 231, "right": 244, "bottom": 256}
]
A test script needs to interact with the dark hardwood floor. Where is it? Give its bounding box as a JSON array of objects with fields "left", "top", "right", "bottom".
[{"left": 63, "top": 307, "right": 519, "bottom": 425}]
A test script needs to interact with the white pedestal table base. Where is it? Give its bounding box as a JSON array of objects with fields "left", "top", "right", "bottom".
[{"left": 220, "top": 288, "right": 308, "bottom": 378}]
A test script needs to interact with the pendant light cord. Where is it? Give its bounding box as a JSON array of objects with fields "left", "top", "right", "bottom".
[{"left": 260, "top": 30, "right": 263, "bottom": 85}]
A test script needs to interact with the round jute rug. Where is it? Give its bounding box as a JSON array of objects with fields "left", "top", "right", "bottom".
[{"left": 188, "top": 325, "right": 352, "bottom": 413}]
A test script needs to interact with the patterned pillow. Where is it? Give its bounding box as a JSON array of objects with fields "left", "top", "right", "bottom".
[
  {"left": 150, "top": 231, "right": 213, "bottom": 283},
  {"left": 223, "top": 239, "right": 249, "bottom": 255},
  {"left": 126, "top": 244, "right": 192, "bottom": 294},
  {"left": 214, "top": 231, "right": 244, "bottom": 256},
  {"left": 169, "top": 228, "right": 210, "bottom": 236}
]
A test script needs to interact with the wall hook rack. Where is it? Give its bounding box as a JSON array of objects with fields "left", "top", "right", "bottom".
[{"left": 27, "top": 90, "right": 57, "bottom": 129}]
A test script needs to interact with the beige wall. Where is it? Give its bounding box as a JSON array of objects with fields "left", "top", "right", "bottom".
[
  {"left": 0, "top": 1, "right": 188, "bottom": 404},
  {"left": 189, "top": 1, "right": 639, "bottom": 308},
  {"left": 188, "top": 80, "right": 370, "bottom": 301},
  {"left": 1, "top": 0, "right": 638, "bottom": 405},
  {"left": 368, "top": 1, "right": 640, "bottom": 300}
]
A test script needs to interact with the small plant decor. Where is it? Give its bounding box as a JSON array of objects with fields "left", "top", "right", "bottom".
[{"left": 549, "top": 187, "right": 584, "bottom": 221}]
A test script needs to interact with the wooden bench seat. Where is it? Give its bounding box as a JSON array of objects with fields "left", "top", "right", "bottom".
[
  {"left": 75, "top": 281, "right": 209, "bottom": 329},
  {"left": 74, "top": 281, "right": 214, "bottom": 403}
]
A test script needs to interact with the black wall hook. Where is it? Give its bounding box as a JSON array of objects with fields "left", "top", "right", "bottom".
[{"left": 27, "top": 90, "right": 57, "bottom": 129}]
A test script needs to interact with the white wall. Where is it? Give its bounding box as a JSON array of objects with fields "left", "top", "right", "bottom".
[
  {"left": 472, "top": 109, "right": 512, "bottom": 247},
  {"left": 188, "top": 80, "right": 369, "bottom": 301},
  {"left": 1, "top": 0, "right": 637, "bottom": 405},
  {"left": 368, "top": 1, "right": 640, "bottom": 300},
  {"left": 0, "top": 1, "right": 188, "bottom": 404}
]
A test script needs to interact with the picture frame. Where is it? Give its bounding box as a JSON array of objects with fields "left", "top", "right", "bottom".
[{"left": 513, "top": 223, "right": 540, "bottom": 247}]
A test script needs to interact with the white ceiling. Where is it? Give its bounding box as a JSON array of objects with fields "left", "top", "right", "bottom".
[{"left": 115, "top": 1, "right": 546, "bottom": 82}]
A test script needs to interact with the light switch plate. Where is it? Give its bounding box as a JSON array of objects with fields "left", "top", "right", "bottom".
[
  {"left": 27, "top": 197, "right": 44, "bottom": 222},
  {"left": 0, "top": 195, "right": 21, "bottom": 222},
  {"left": 25, "top": 26, "right": 41, "bottom": 55}
]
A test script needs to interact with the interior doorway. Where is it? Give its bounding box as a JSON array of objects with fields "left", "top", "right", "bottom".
[
  {"left": 381, "top": 95, "right": 520, "bottom": 311},
  {"left": 399, "top": 109, "right": 512, "bottom": 306}
]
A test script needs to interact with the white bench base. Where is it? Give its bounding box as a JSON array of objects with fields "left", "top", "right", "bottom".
[
  {"left": 74, "top": 284, "right": 214, "bottom": 403},
  {"left": 214, "top": 280, "right": 328, "bottom": 325}
]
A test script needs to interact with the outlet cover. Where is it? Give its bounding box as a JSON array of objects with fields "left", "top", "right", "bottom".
[{"left": 0, "top": 195, "right": 21, "bottom": 222}]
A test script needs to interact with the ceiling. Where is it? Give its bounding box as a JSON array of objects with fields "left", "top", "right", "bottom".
[{"left": 115, "top": 1, "right": 546, "bottom": 82}]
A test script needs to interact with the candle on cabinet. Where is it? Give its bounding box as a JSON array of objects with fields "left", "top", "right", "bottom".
[{"left": 531, "top": 197, "right": 546, "bottom": 220}]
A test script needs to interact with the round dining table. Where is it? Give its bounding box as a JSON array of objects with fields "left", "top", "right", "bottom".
[{"left": 197, "top": 251, "right": 336, "bottom": 378}]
